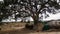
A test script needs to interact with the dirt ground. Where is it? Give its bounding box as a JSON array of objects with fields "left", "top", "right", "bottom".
[
  {"left": 0, "top": 22, "right": 60, "bottom": 34},
  {"left": 0, "top": 27, "right": 60, "bottom": 34}
]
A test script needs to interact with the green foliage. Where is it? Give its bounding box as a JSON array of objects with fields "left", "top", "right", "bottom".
[
  {"left": 48, "top": 1, "right": 60, "bottom": 9},
  {"left": 0, "top": 1, "right": 10, "bottom": 22},
  {"left": 4, "top": 0, "right": 18, "bottom": 5},
  {"left": 0, "top": 0, "right": 60, "bottom": 23}
]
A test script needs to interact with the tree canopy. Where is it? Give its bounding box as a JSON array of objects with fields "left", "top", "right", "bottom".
[{"left": 0, "top": 0, "right": 60, "bottom": 23}]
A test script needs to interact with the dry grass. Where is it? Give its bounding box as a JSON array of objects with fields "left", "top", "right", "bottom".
[
  {"left": 0, "top": 22, "right": 26, "bottom": 31},
  {"left": 0, "top": 22, "right": 60, "bottom": 34}
]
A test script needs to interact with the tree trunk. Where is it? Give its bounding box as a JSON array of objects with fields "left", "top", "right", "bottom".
[
  {"left": 33, "top": 15, "right": 44, "bottom": 31},
  {"left": 33, "top": 20, "right": 44, "bottom": 31}
]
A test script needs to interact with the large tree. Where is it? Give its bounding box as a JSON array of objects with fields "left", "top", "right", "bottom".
[
  {"left": 17, "top": 0, "right": 60, "bottom": 30},
  {"left": 0, "top": 0, "right": 60, "bottom": 30}
]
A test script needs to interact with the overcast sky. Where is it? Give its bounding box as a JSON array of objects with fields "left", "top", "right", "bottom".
[
  {"left": 2, "top": 12, "right": 60, "bottom": 22},
  {"left": 43, "top": 12, "right": 60, "bottom": 21},
  {"left": 0, "top": 0, "right": 3, "bottom": 1}
]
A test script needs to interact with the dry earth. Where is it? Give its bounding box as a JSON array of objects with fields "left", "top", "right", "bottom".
[{"left": 0, "top": 22, "right": 60, "bottom": 34}]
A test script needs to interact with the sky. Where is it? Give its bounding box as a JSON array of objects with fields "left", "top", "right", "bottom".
[
  {"left": 43, "top": 12, "right": 60, "bottom": 21},
  {"left": 2, "top": 12, "right": 60, "bottom": 22},
  {"left": 0, "top": 0, "right": 3, "bottom": 1}
]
